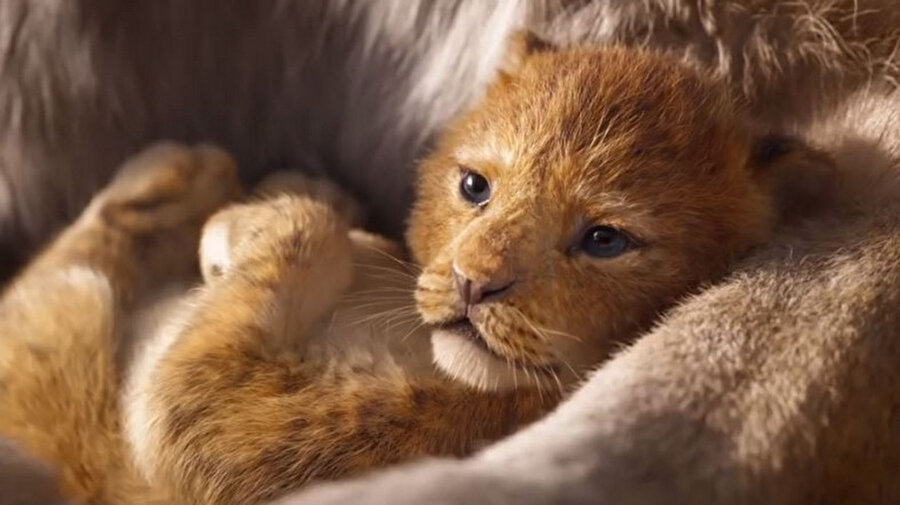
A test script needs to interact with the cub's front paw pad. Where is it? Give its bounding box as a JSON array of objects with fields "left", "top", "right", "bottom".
[
  {"left": 96, "top": 143, "right": 242, "bottom": 232},
  {"left": 254, "top": 171, "right": 365, "bottom": 227}
]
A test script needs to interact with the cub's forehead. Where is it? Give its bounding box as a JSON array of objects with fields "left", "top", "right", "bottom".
[
  {"left": 511, "top": 47, "right": 729, "bottom": 126},
  {"left": 453, "top": 47, "right": 741, "bottom": 182}
]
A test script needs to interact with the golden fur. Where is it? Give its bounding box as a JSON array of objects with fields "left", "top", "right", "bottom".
[
  {"left": 409, "top": 40, "right": 780, "bottom": 390},
  {"left": 0, "top": 40, "right": 824, "bottom": 505},
  {"left": 0, "top": 2, "right": 898, "bottom": 505}
]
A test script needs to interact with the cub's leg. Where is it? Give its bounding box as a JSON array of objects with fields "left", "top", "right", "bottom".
[
  {"left": 0, "top": 144, "right": 241, "bottom": 504},
  {"left": 128, "top": 183, "right": 549, "bottom": 505}
]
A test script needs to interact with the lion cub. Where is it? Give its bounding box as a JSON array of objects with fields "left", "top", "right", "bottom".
[{"left": 0, "top": 35, "right": 811, "bottom": 505}]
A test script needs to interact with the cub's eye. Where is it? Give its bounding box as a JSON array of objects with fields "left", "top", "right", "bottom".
[
  {"left": 581, "top": 226, "right": 633, "bottom": 258},
  {"left": 459, "top": 170, "right": 491, "bottom": 206}
]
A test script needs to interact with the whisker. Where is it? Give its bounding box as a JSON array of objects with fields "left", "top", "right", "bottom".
[
  {"left": 340, "top": 288, "right": 416, "bottom": 299},
  {"left": 341, "top": 306, "right": 420, "bottom": 327},
  {"left": 399, "top": 320, "right": 428, "bottom": 343},
  {"left": 337, "top": 301, "right": 416, "bottom": 313},
  {"left": 344, "top": 308, "right": 419, "bottom": 326},
  {"left": 356, "top": 266, "right": 418, "bottom": 286},
  {"left": 555, "top": 353, "right": 580, "bottom": 378},
  {"left": 348, "top": 285, "right": 417, "bottom": 292},
  {"left": 509, "top": 356, "right": 518, "bottom": 392},
  {"left": 339, "top": 291, "right": 415, "bottom": 299},
  {"left": 549, "top": 368, "right": 565, "bottom": 397},
  {"left": 536, "top": 326, "right": 582, "bottom": 343},
  {"left": 349, "top": 274, "right": 414, "bottom": 286},
  {"left": 338, "top": 295, "right": 415, "bottom": 305},
  {"left": 510, "top": 306, "right": 582, "bottom": 344},
  {"left": 355, "top": 242, "right": 422, "bottom": 274},
  {"left": 528, "top": 367, "right": 544, "bottom": 403},
  {"left": 382, "top": 309, "right": 423, "bottom": 331},
  {"left": 511, "top": 307, "right": 552, "bottom": 344},
  {"left": 352, "top": 263, "right": 419, "bottom": 282}
]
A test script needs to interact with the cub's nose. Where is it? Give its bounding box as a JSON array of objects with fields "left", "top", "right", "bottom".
[{"left": 452, "top": 263, "right": 516, "bottom": 306}]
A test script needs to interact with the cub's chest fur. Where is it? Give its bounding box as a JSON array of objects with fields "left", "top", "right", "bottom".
[{"left": 300, "top": 237, "right": 434, "bottom": 379}]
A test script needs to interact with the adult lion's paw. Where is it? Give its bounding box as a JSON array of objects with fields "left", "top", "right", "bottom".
[{"left": 93, "top": 143, "right": 242, "bottom": 233}]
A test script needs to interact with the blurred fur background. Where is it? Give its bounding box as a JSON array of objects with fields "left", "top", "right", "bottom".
[{"left": 1, "top": 1, "right": 897, "bottom": 275}]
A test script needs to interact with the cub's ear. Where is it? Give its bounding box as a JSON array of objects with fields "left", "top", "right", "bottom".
[
  {"left": 499, "top": 29, "right": 555, "bottom": 78},
  {"left": 750, "top": 134, "right": 836, "bottom": 217}
]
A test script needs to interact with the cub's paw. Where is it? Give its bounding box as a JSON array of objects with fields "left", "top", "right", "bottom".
[
  {"left": 92, "top": 143, "right": 242, "bottom": 234},
  {"left": 254, "top": 171, "right": 365, "bottom": 228},
  {"left": 200, "top": 196, "right": 353, "bottom": 289}
]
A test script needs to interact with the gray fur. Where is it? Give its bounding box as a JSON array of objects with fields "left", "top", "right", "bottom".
[
  {"left": 0, "top": 0, "right": 527, "bottom": 266},
  {"left": 2, "top": 0, "right": 897, "bottom": 266}
]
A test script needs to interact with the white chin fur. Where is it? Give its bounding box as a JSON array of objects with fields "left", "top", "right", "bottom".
[{"left": 431, "top": 329, "right": 548, "bottom": 392}]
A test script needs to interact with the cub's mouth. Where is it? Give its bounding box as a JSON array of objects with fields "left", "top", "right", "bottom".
[{"left": 431, "top": 317, "right": 560, "bottom": 392}]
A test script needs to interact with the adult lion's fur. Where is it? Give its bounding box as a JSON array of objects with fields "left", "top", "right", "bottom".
[
  {"left": 1, "top": 1, "right": 899, "bottom": 504},
  {"left": 2, "top": 0, "right": 898, "bottom": 268}
]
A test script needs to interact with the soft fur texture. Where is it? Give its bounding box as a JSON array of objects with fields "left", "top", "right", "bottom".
[
  {"left": 278, "top": 3, "right": 900, "bottom": 504},
  {"left": 0, "top": 43, "right": 798, "bottom": 505},
  {"left": 119, "top": 163, "right": 548, "bottom": 505},
  {"left": 1, "top": 1, "right": 899, "bottom": 504},
  {"left": 408, "top": 42, "right": 781, "bottom": 392},
  {"left": 2, "top": 0, "right": 898, "bottom": 269},
  {"left": 280, "top": 90, "right": 900, "bottom": 505}
]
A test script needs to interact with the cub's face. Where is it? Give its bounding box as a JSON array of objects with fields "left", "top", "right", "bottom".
[{"left": 407, "top": 44, "right": 776, "bottom": 392}]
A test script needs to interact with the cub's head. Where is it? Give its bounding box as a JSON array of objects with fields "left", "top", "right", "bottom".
[{"left": 408, "top": 35, "right": 793, "bottom": 392}]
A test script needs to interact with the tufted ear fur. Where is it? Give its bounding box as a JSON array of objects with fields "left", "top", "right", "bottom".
[
  {"left": 498, "top": 29, "right": 555, "bottom": 78},
  {"left": 750, "top": 134, "right": 836, "bottom": 218}
]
